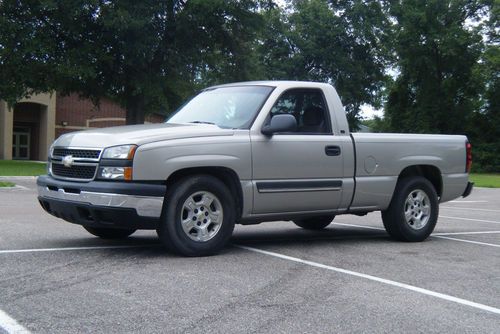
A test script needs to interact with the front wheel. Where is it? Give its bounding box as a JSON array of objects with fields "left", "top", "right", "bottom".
[
  {"left": 83, "top": 226, "right": 136, "bottom": 239},
  {"left": 157, "top": 175, "right": 236, "bottom": 256},
  {"left": 293, "top": 216, "right": 335, "bottom": 230},
  {"left": 382, "top": 176, "right": 438, "bottom": 242}
]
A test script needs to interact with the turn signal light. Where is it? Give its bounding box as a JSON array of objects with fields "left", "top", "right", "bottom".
[{"left": 124, "top": 167, "right": 133, "bottom": 181}]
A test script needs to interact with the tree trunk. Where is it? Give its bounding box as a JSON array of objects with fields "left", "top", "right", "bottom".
[{"left": 125, "top": 97, "right": 145, "bottom": 125}]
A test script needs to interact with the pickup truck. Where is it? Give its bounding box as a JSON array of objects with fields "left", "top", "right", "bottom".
[{"left": 37, "top": 81, "right": 474, "bottom": 256}]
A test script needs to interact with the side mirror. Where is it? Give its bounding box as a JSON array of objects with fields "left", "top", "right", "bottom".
[{"left": 261, "top": 114, "right": 297, "bottom": 136}]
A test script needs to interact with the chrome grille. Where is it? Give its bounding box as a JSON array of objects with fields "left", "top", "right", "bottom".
[
  {"left": 52, "top": 148, "right": 101, "bottom": 160},
  {"left": 51, "top": 163, "right": 97, "bottom": 181},
  {"left": 50, "top": 146, "right": 101, "bottom": 181}
]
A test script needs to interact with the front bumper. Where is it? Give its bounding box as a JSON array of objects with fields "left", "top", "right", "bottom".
[{"left": 37, "top": 175, "right": 166, "bottom": 229}]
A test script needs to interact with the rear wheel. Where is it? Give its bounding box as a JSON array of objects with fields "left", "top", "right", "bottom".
[
  {"left": 293, "top": 215, "right": 335, "bottom": 230},
  {"left": 157, "top": 175, "right": 236, "bottom": 256},
  {"left": 83, "top": 226, "right": 136, "bottom": 239},
  {"left": 382, "top": 176, "right": 438, "bottom": 242}
]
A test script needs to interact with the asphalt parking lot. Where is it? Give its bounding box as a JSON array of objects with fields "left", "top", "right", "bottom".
[{"left": 1, "top": 178, "right": 499, "bottom": 333}]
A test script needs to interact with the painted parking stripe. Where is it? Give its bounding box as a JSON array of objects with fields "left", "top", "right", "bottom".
[
  {"left": 442, "top": 206, "right": 500, "bottom": 213},
  {"left": 433, "top": 230, "right": 500, "bottom": 236},
  {"left": 237, "top": 245, "right": 500, "bottom": 315},
  {"left": 0, "top": 309, "right": 31, "bottom": 334},
  {"left": 0, "top": 244, "right": 158, "bottom": 255},
  {"left": 448, "top": 201, "right": 488, "bottom": 203},
  {"left": 334, "top": 222, "right": 500, "bottom": 236},
  {"left": 440, "top": 215, "right": 500, "bottom": 224},
  {"left": 332, "top": 222, "right": 500, "bottom": 249},
  {"left": 435, "top": 236, "right": 500, "bottom": 248}
]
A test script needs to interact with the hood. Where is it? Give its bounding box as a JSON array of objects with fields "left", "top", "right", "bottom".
[{"left": 54, "top": 123, "right": 234, "bottom": 148}]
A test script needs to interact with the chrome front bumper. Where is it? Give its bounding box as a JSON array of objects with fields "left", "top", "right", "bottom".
[
  {"left": 38, "top": 185, "right": 164, "bottom": 218},
  {"left": 36, "top": 175, "right": 166, "bottom": 220}
]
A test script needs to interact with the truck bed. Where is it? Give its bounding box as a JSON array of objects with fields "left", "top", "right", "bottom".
[{"left": 349, "top": 132, "right": 469, "bottom": 211}]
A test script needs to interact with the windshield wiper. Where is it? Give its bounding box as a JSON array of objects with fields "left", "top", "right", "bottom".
[{"left": 189, "top": 121, "right": 216, "bottom": 125}]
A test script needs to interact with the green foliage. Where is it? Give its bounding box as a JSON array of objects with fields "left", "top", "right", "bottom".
[
  {"left": 385, "top": 0, "right": 486, "bottom": 134},
  {"left": 473, "top": 1, "right": 499, "bottom": 172},
  {"left": 361, "top": 116, "right": 391, "bottom": 133},
  {"left": 0, "top": 0, "right": 266, "bottom": 123},
  {"left": 0, "top": 0, "right": 497, "bottom": 173},
  {"left": 260, "top": 0, "right": 392, "bottom": 130},
  {"left": 471, "top": 142, "right": 500, "bottom": 173},
  {"left": 0, "top": 0, "right": 60, "bottom": 105},
  {"left": 383, "top": 0, "right": 498, "bottom": 171}
]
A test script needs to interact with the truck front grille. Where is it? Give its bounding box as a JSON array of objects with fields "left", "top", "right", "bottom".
[
  {"left": 52, "top": 148, "right": 101, "bottom": 160},
  {"left": 50, "top": 146, "right": 101, "bottom": 181},
  {"left": 51, "top": 163, "right": 97, "bottom": 181}
]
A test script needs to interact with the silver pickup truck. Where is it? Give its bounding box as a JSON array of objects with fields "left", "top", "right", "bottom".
[{"left": 37, "top": 81, "right": 473, "bottom": 256}]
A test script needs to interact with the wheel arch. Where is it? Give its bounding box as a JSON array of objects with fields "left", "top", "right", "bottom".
[
  {"left": 165, "top": 166, "right": 243, "bottom": 220},
  {"left": 397, "top": 165, "right": 442, "bottom": 198}
]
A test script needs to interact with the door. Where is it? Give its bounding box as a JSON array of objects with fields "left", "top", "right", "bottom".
[
  {"left": 12, "top": 128, "right": 30, "bottom": 160},
  {"left": 251, "top": 88, "right": 344, "bottom": 214}
]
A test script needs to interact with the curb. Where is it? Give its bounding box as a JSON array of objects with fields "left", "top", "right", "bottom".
[{"left": 0, "top": 176, "right": 37, "bottom": 180}]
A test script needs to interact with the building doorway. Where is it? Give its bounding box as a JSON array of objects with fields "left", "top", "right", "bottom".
[
  {"left": 13, "top": 102, "right": 42, "bottom": 160},
  {"left": 12, "top": 127, "right": 31, "bottom": 160},
  {"left": 1, "top": 93, "right": 55, "bottom": 161}
]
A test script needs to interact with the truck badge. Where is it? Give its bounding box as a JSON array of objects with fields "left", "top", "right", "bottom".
[{"left": 62, "top": 155, "right": 74, "bottom": 167}]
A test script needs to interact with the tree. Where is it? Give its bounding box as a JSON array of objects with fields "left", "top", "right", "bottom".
[
  {"left": 259, "top": 0, "right": 393, "bottom": 130},
  {"left": 0, "top": 0, "right": 265, "bottom": 124},
  {"left": 0, "top": 0, "right": 61, "bottom": 105},
  {"left": 361, "top": 116, "right": 391, "bottom": 133},
  {"left": 467, "top": 0, "right": 500, "bottom": 171},
  {"left": 385, "top": 0, "right": 487, "bottom": 134}
]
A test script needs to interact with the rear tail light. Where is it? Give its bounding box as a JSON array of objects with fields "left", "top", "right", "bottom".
[{"left": 466, "top": 141, "right": 472, "bottom": 173}]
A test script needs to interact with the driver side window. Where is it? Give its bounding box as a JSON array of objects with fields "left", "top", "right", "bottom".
[{"left": 269, "top": 89, "right": 332, "bottom": 134}]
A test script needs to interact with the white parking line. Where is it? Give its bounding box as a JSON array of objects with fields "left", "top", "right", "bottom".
[
  {"left": 435, "top": 236, "right": 500, "bottom": 248},
  {"left": 0, "top": 244, "right": 157, "bottom": 255},
  {"left": 442, "top": 206, "right": 500, "bottom": 213},
  {"left": 433, "top": 230, "right": 500, "bottom": 236},
  {"left": 237, "top": 245, "right": 500, "bottom": 315},
  {"left": 440, "top": 215, "right": 500, "bottom": 224},
  {"left": 448, "top": 201, "right": 488, "bottom": 203},
  {"left": 332, "top": 222, "right": 500, "bottom": 249},
  {"left": 0, "top": 309, "right": 31, "bottom": 334}
]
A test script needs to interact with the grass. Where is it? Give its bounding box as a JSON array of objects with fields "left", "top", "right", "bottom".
[
  {"left": 0, "top": 181, "right": 15, "bottom": 187},
  {"left": 469, "top": 173, "right": 500, "bottom": 188},
  {"left": 0, "top": 160, "right": 47, "bottom": 176}
]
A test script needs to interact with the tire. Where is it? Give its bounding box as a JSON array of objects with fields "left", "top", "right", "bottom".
[
  {"left": 83, "top": 226, "right": 136, "bottom": 239},
  {"left": 157, "top": 175, "right": 236, "bottom": 256},
  {"left": 293, "top": 216, "right": 335, "bottom": 230},
  {"left": 381, "top": 176, "right": 438, "bottom": 242}
]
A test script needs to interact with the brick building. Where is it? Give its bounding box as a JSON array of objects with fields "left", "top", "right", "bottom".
[{"left": 0, "top": 93, "right": 165, "bottom": 161}]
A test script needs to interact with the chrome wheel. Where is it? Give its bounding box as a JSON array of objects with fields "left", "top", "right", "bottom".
[
  {"left": 404, "top": 189, "right": 431, "bottom": 230},
  {"left": 180, "top": 191, "right": 223, "bottom": 242}
]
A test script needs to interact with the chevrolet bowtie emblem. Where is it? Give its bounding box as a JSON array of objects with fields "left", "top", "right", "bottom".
[{"left": 62, "top": 155, "right": 74, "bottom": 168}]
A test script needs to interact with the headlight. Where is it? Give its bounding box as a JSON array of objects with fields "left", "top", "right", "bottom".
[
  {"left": 98, "top": 144, "right": 137, "bottom": 181},
  {"left": 102, "top": 145, "right": 137, "bottom": 159},
  {"left": 98, "top": 167, "right": 132, "bottom": 180}
]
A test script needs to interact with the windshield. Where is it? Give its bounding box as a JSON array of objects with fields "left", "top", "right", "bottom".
[{"left": 167, "top": 86, "right": 274, "bottom": 129}]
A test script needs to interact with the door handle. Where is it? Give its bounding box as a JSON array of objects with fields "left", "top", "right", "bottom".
[{"left": 325, "top": 145, "right": 341, "bottom": 156}]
